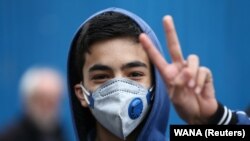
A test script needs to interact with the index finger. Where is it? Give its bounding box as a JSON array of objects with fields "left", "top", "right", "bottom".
[
  {"left": 163, "top": 15, "right": 184, "bottom": 64},
  {"left": 139, "top": 33, "right": 178, "bottom": 81}
]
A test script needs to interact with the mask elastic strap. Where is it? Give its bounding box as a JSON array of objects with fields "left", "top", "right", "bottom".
[
  {"left": 149, "top": 86, "right": 154, "bottom": 92},
  {"left": 80, "top": 83, "right": 94, "bottom": 108},
  {"left": 146, "top": 86, "right": 154, "bottom": 105}
]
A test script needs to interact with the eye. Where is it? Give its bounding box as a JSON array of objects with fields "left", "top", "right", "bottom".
[
  {"left": 91, "top": 74, "right": 110, "bottom": 81},
  {"left": 128, "top": 72, "right": 144, "bottom": 78}
]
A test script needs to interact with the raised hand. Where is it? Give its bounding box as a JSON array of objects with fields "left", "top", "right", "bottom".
[{"left": 139, "top": 15, "right": 218, "bottom": 124}]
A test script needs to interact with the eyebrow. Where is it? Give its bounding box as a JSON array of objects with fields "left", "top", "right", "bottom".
[
  {"left": 121, "top": 61, "right": 148, "bottom": 70},
  {"left": 88, "top": 61, "right": 148, "bottom": 73},
  {"left": 89, "top": 64, "right": 112, "bottom": 72}
]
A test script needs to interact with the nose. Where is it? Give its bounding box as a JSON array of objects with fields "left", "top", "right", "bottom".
[{"left": 113, "top": 71, "right": 124, "bottom": 79}]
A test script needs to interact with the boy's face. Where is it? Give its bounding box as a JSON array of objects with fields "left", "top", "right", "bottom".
[{"left": 75, "top": 37, "right": 152, "bottom": 107}]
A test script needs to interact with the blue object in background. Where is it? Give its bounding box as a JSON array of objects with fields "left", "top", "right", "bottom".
[{"left": 1, "top": 0, "right": 250, "bottom": 140}]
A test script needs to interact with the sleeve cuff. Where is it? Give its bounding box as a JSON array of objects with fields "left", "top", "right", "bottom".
[{"left": 207, "top": 102, "right": 237, "bottom": 125}]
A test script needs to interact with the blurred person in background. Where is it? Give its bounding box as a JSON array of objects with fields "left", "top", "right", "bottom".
[{"left": 0, "top": 67, "right": 67, "bottom": 141}]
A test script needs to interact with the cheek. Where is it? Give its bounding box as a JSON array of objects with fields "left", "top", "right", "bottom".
[
  {"left": 138, "top": 53, "right": 153, "bottom": 87},
  {"left": 144, "top": 70, "right": 153, "bottom": 88},
  {"left": 143, "top": 63, "right": 154, "bottom": 88},
  {"left": 82, "top": 66, "right": 89, "bottom": 86},
  {"left": 82, "top": 70, "right": 98, "bottom": 91},
  {"left": 135, "top": 68, "right": 153, "bottom": 88},
  {"left": 149, "top": 65, "right": 154, "bottom": 85}
]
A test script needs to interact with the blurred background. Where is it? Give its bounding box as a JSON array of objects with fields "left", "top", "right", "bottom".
[{"left": 1, "top": 0, "right": 250, "bottom": 140}]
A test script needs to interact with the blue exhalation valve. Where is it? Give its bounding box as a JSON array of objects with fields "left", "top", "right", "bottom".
[{"left": 128, "top": 98, "right": 143, "bottom": 119}]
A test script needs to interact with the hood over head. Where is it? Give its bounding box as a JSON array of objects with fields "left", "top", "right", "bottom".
[{"left": 67, "top": 7, "right": 170, "bottom": 141}]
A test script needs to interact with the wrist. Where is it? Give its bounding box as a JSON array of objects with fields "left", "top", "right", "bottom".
[{"left": 207, "top": 102, "right": 237, "bottom": 124}]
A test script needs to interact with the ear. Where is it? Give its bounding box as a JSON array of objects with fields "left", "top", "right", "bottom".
[{"left": 74, "top": 84, "right": 89, "bottom": 108}]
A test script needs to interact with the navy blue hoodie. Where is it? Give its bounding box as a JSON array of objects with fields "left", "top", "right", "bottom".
[{"left": 67, "top": 7, "right": 170, "bottom": 141}]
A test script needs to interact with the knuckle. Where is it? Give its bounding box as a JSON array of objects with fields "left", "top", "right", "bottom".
[{"left": 183, "top": 68, "right": 192, "bottom": 78}]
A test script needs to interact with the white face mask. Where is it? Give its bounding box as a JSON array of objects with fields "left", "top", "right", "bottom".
[{"left": 80, "top": 78, "right": 154, "bottom": 140}]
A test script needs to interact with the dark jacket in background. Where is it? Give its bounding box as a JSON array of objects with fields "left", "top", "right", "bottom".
[{"left": 0, "top": 115, "right": 67, "bottom": 141}]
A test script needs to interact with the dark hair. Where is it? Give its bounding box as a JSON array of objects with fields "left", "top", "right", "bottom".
[{"left": 75, "top": 11, "right": 143, "bottom": 79}]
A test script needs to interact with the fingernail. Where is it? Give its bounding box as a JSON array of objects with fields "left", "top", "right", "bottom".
[
  {"left": 195, "top": 87, "right": 201, "bottom": 95},
  {"left": 164, "top": 15, "right": 172, "bottom": 21},
  {"left": 188, "top": 79, "right": 195, "bottom": 88}
]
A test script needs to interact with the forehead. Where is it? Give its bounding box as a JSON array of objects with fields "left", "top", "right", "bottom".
[{"left": 84, "top": 38, "right": 150, "bottom": 68}]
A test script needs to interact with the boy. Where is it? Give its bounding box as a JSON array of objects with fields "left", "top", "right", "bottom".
[{"left": 67, "top": 7, "right": 250, "bottom": 141}]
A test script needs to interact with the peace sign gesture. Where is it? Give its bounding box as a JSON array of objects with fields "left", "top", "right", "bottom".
[{"left": 139, "top": 15, "right": 218, "bottom": 124}]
